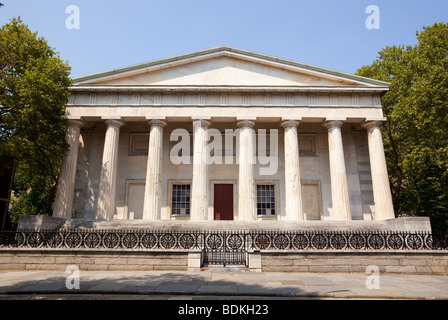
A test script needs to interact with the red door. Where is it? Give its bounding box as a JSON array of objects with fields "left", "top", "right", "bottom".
[{"left": 214, "top": 184, "right": 234, "bottom": 220}]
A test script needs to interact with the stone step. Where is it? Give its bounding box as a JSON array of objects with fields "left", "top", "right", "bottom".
[
  {"left": 58, "top": 217, "right": 432, "bottom": 232},
  {"left": 201, "top": 265, "right": 249, "bottom": 272},
  {"left": 17, "top": 215, "right": 432, "bottom": 233}
]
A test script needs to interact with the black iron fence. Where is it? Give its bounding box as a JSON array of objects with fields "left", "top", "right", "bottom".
[
  {"left": 1, "top": 230, "right": 446, "bottom": 266},
  {"left": 247, "top": 231, "right": 447, "bottom": 251},
  {"left": 0, "top": 229, "right": 446, "bottom": 251},
  {"left": 203, "top": 232, "right": 247, "bottom": 266},
  {"left": 0, "top": 230, "right": 201, "bottom": 250}
]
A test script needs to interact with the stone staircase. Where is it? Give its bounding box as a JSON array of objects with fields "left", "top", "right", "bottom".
[
  {"left": 16, "top": 214, "right": 432, "bottom": 233},
  {"left": 59, "top": 217, "right": 432, "bottom": 232}
]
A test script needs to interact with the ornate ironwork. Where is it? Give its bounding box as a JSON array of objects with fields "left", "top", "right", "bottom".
[
  {"left": 246, "top": 231, "right": 444, "bottom": 251},
  {"left": 203, "top": 232, "right": 247, "bottom": 266},
  {"left": 0, "top": 229, "right": 445, "bottom": 252}
]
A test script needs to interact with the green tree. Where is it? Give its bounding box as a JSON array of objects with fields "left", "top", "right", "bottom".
[
  {"left": 357, "top": 22, "right": 448, "bottom": 237},
  {"left": 0, "top": 17, "right": 71, "bottom": 228}
]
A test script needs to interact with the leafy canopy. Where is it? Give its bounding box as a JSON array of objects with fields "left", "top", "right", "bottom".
[
  {"left": 357, "top": 22, "right": 448, "bottom": 237},
  {"left": 0, "top": 17, "right": 71, "bottom": 226}
]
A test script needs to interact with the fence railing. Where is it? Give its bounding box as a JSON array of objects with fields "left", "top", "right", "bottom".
[{"left": 0, "top": 229, "right": 446, "bottom": 251}]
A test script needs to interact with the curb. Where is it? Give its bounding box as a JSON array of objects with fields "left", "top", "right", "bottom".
[{"left": 0, "top": 290, "right": 446, "bottom": 300}]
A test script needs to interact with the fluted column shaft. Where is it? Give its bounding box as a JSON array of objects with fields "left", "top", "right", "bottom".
[
  {"left": 237, "top": 120, "right": 257, "bottom": 221},
  {"left": 323, "top": 120, "right": 352, "bottom": 220},
  {"left": 53, "top": 119, "right": 85, "bottom": 219},
  {"left": 281, "top": 120, "right": 304, "bottom": 221},
  {"left": 96, "top": 119, "right": 124, "bottom": 220},
  {"left": 143, "top": 120, "right": 166, "bottom": 220},
  {"left": 190, "top": 119, "right": 211, "bottom": 221},
  {"left": 364, "top": 121, "right": 395, "bottom": 220}
]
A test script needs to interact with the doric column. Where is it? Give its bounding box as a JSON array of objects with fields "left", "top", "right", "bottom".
[
  {"left": 363, "top": 120, "right": 395, "bottom": 220},
  {"left": 53, "top": 119, "right": 85, "bottom": 219},
  {"left": 323, "top": 120, "right": 352, "bottom": 220},
  {"left": 143, "top": 119, "right": 166, "bottom": 220},
  {"left": 190, "top": 119, "right": 211, "bottom": 221},
  {"left": 96, "top": 119, "right": 124, "bottom": 220},
  {"left": 237, "top": 120, "right": 257, "bottom": 221},
  {"left": 281, "top": 120, "right": 304, "bottom": 221}
]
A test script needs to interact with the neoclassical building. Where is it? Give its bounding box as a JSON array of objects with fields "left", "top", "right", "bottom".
[{"left": 53, "top": 46, "right": 395, "bottom": 224}]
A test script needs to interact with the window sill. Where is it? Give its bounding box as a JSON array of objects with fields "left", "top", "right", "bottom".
[
  {"left": 170, "top": 215, "right": 190, "bottom": 220},
  {"left": 257, "top": 215, "right": 277, "bottom": 220}
]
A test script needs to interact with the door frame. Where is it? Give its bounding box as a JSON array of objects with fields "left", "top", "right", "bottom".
[
  {"left": 124, "top": 179, "right": 145, "bottom": 220},
  {"left": 301, "top": 180, "right": 323, "bottom": 220},
  {"left": 210, "top": 180, "right": 237, "bottom": 221}
]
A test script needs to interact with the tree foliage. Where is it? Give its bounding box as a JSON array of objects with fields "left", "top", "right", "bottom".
[
  {"left": 0, "top": 17, "right": 71, "bottom": 227},
  {"left": 357, "top": 22, "right": 448, "bottom": 237}
]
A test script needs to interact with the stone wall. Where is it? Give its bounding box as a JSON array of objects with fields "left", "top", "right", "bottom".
[
  {"left": 260, "top": 251, "right": 448, "bottom": 275},
  {"left": 0, "top": 249, "right": 198, "bottom": 271},
  {"left": 2, "top": 248, "right": 446, "bottom": 275}
]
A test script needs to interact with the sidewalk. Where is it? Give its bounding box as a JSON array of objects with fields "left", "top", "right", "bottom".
[{"left": 0, "top": 268, "right": 447, "bottom": 300}]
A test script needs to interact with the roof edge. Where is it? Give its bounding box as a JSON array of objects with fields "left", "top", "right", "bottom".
[{"left": 72, "top": 46, "right": 390, "bottom": 88}]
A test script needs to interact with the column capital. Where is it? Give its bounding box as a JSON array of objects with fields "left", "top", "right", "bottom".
[
  {"left": 104, "top": 119, "right": 125, "bottom": 128},
  {"left": 148, "top": 119, "right": 167, "bottom": 128},
  {"left": 236, "top": 119, "right": 255, "bottom": 128},
  {"left": 322, "top": 120, "right": 344, "bottom": 130},
  {"left": 363, "top": 120, "right": 384, "bottom": 131},
  {"left": 192, "top": 119, "right": 211, "bottom": 128},
  {"left": 66, "top": 119, "right": 85, "bottom": 128},
  {"left": 280, "top": 120, "right": 301, "bottom": 128}
]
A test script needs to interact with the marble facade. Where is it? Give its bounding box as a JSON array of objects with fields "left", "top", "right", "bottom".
[{"left": 53, "top": 47, "right": 395, "bottom": 223}]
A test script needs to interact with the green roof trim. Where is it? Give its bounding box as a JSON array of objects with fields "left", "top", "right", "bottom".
[{"left": 72, "top": 46, "right": 390, "bottom": 87}]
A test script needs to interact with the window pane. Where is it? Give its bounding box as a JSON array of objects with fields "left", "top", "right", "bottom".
[
  {"left": 172, "top": 184, "right": 191, "bottom": 215},
  {"left": 256, "top": 184, "right": 276, "bottom": 216}
]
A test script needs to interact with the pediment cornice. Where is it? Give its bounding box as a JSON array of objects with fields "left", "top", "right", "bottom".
[{"left": 72, "top": 47, "right": 390, "bottom": 89}]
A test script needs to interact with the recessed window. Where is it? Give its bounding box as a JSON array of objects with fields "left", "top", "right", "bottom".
[
  {"left": 298, "top": 134, "right": 317, "bottom": 157},
  {"left": 171, "top": 184, "right": 191, "bottom": 215},
  {"left": 129, "top": 133, "right": 149, "bottom": 155},
  {"left": 257, "top": 184, "right": 276, "bottom": 216}
]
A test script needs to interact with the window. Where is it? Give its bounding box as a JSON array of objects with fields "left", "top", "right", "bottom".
[
  {"left": 257, "top": 184, "right": 276, "bottom": 216},
  {"left": 171, "top": 184, "right": 191, "bottom": 215},
  {"left": 129, "top": 133, "right": 149, "bottom": 155},
  {"left": 298, "top": 134, "right": 317, "bottom": 157}
]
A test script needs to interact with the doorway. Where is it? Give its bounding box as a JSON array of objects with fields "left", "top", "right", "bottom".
[
  {"left": 214, "top": 184, "right": 234, "bottom": 220},
  {"left": 126, "top": 182, "right": 145, "bottom": 219}
]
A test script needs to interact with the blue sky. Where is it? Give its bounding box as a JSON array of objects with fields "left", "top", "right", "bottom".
[{"left": 1, "top": 0, "right": 447, "bottom": 78}]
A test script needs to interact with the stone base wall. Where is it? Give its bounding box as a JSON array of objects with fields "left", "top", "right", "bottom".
[
  {"left": 260, "top": 251, "right": 448, "bottom": 275},
  {"left": 0, "top": 249, "right": 198, "bottom": 271},
  {"left": 1, "top": 249, "right": 447, "bottom": 275}
]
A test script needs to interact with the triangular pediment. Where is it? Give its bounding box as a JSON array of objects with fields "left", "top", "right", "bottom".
[{"left": 72, "top": 47, "right": 389, "bottom": 88}]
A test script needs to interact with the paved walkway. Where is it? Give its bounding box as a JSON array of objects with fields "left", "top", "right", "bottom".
[{"left": 0, "top": 268, "right": 447, "bottom": 300}]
